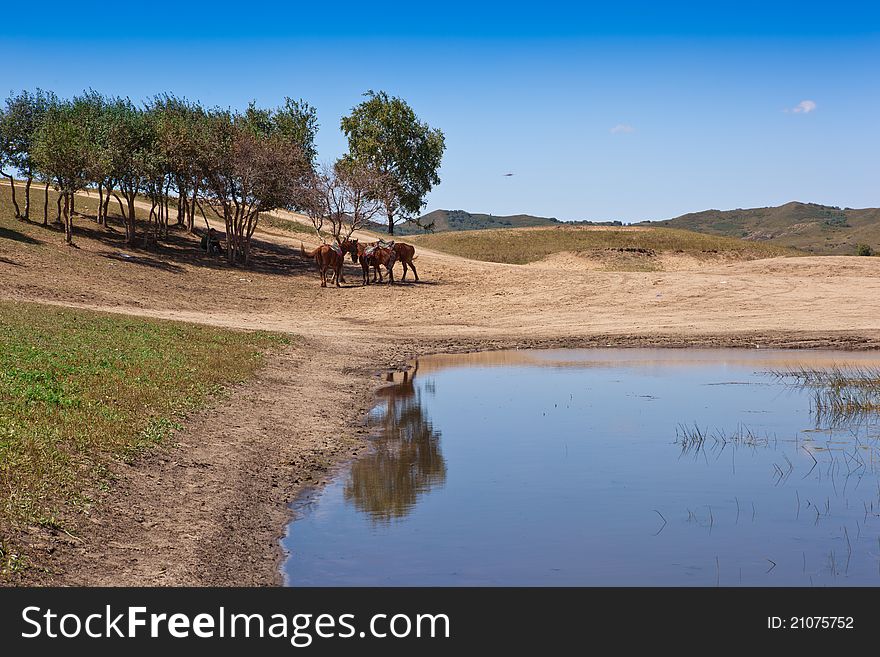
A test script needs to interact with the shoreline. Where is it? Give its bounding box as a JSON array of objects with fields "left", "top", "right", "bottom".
[{"left": 12, "top": 328, "right": 879, "bottom": 586}]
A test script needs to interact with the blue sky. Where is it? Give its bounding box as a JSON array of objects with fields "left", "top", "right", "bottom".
[{"left": 1, "top": 1, "right": 878, "bottom": 222}]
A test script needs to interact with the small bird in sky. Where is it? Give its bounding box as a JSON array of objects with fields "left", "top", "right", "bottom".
[{"left": 502, "top": 173, "right": 515, "bottom": 177}]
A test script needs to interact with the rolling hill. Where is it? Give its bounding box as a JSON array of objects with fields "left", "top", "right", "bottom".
[
  {"left": 379, "top": 209, "right": 622, "bottom": 235},
  {"left": 407, "top": 224, "right": 796, "bottom": 267},
  {"left": 642, "top": 202, "right": 880, "bottom": 255}
]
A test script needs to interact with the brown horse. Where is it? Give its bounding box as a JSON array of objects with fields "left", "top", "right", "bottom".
[
  {"left": 301, "top": 239, "right": 358, "bottom": 287},
  {"left": 391, "top": 242, "right": 419, "bottom": 281},
  {"left": 356, "top": 242, "right": 397, "bottom": 285}
]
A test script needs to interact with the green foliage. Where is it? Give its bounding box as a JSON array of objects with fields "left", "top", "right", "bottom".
[
  {"left": 822, "top": 210, "right": 849, "bottom": 228},
  {"left": 856, "top": 243, "right": 873, "bottom": 256},
  {"left": 31, "top": 101, "right": 93, "bottom": 195},
  {"left": 244, "top": 98, "right": 318, "bottom": 163},
  {"left": 341, "top": 90, "right": 445, "bottom": 233},
  {"left": 0, "top": 89, "right": 58, "bottom": 177}
]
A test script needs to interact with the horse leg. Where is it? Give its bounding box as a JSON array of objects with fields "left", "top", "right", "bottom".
[
  {"left": 410, "top": 259, "right": 419, "bottom": 281},
  {"left": 401, "top": 260, "right": 408, "bottom": 281}
]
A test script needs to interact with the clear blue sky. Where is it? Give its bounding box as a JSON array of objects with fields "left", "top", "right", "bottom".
[{"left": 1, "top": 1, "right": 878, "bottom": 222}]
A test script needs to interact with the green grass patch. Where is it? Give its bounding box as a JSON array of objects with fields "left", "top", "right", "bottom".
[
  {"left": 0, "top": 301, "right": 288, "bottom": 575},
  {"left": 408, "top": 225, "right": 799, "bottom": 265}
]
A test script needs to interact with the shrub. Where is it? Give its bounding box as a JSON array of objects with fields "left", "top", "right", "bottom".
[{"left": 856, "top": 243, "right": 873, "bottom": 257}]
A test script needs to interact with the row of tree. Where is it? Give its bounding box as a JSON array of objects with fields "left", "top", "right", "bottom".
[{"left": 0, "top": 89, "right": 445, "bottom": 263}]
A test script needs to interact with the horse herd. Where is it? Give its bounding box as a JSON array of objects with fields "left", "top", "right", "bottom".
[{"left": 300, "top": 238, "right": 418, "bottom": 288}]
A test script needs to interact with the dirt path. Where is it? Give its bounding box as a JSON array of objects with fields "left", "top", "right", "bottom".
[{"left": 5, "top": 198, "right": 880, "bottom": 585}]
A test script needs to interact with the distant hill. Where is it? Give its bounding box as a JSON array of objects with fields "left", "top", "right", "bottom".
[
  {"left": 642, "top": 202, "right": 880, "bottom": 255},
  {"left": 374, "top": 209, "right": 622, "bottom": 236}
]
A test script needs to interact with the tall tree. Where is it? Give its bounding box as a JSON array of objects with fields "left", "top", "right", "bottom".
[
  {"left": 340, "top": 90, "right": 445, "bottom": 235},
  {"left": 71, "top": 90, "right": 114, "bottom": 225},
  {"left": 0, "top": 89, "right": 56, "bottom": 220},
  {"left": 105, "top": 99, "right": 154, "bottom": 244},
  {"left": 150, "top": 95, "right": 206, "bottom": 232},
  {"left": 31, "top": 101, "right": 93, "bottom": 243},
  {"left": 199, "top": 105, "right": 311, "bottom": 265}
]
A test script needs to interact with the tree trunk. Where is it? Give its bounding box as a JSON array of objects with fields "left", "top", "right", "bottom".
[
  {"left": 69, "top": 193, "right": 75, "bottom": 216},
  {"left": 55, "top": 193, "right": 62, "bottom": 223},
  {"left": 225, "top": 207, "right": 235, "bottom": 265},
  {"left": 102, "top": 192, "right": 111, "bottom": 224},
  {"left": 127, "top": 196, "right": 137, "bottom": 244},
  {"left": 43, "top": 182, "right": 49, "bottom": 226},
  {"left": 188, "top": 185, "right": 199, "bottom": 232},
  {"left": 3, "top": 174, "right": 21, "bottom": 218},
  {"left": 113, "top": 193, "right": 125, "bottom": 221},
  {"left": 23, "top": 176, "right": 32, "bottom": 220},
  {"left": 63, "top": 193, "right": 73, "bottom": 244},
  {"left": 177, "top": 192, "right": 185, "bottom": 226},
  {"left": 97, "top": 183, "right": 104, "bottom": 225}
]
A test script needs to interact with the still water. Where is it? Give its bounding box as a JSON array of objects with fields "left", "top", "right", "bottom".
[{"left": 282, "top": 349, "right": 880, "bottom": 586}]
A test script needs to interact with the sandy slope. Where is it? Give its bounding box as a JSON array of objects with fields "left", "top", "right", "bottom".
[{"left": 3, "top": 199, "right": 880, "bottom": 585}]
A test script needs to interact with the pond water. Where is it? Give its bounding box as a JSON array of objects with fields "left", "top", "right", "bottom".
[{"left": 282, "top": 349, "right": 880, "bottom": 586}]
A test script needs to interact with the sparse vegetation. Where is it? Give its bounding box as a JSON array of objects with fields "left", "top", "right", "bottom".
[
  {"left": 0, "top": 301, "right": 287, "bottom": 576},
  {"left": 408, "top": 225, "right": 799, "bottom": 265},
  {"left": 772, "top": 366, "right": 880, "bottom": 422}
]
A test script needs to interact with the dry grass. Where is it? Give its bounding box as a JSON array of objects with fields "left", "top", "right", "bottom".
[
  {"left": 0, "top": 301, "right": 287, "bottom": 577},
  {"left": 408, "top": 225, "right": 800, "bottom": 266}
]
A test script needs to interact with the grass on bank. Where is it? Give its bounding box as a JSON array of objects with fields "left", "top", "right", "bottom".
[
  {"left": 0, "top": 301, "right": 288, "bottom": 577},
  {"left": 408, "top": 225, "right": 800, "bottom": 265}
]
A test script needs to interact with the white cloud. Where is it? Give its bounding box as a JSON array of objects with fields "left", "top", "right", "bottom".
[
  {"left": 788, "top": 100, "right": 817, "bottom": 114},
  {"left": 610, "top": 124, "right": 635, "bottom": 134}
]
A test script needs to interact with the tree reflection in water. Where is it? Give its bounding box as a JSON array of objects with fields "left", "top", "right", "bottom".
[{"left": 344, "top": 364, "right": 447, "bottom": 522}]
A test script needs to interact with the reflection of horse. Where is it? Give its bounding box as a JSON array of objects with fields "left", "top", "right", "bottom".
[
  {"left": 344, "top": 363, "right": 446, "bottom": 522},
  {"left": 300, "top": 239, "right": 358, "bottom": 287}
]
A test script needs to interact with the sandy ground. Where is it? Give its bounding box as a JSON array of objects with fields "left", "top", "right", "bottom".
[{"left": 3, "top": 201, "right": 880, "bottom": 585}]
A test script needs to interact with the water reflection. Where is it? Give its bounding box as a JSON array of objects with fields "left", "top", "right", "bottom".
[
  {"left": 285, "top": 349, "right": 880, "bottom": 586},
  {"left": 343, "top": 365, "right": 447, "bottom": 522}
]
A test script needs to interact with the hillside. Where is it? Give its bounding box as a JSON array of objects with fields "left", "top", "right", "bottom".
[
  {"left": 407, "top": 224, "right": 797, "bottom": 268},
  {"left": 380, "top": 209, "right": 622, "bottom": 235},
  {"left": 643, "top": 202, "right": 880, "bottom": 255}
]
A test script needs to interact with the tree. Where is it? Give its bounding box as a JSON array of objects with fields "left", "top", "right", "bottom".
[
  {"left": 70, "top": 90, "right": 114, "bottom": 225},
  {"left": 304, "top": 159, "right": 384, "bottom": 243},
  {"left": 31, "top": 101, "right": 93, "bottom": 243},
  {"left": 105, "top": 99, "right": 155, "bottom": 244},
  {"left": 150, "top": 95, "right": 207, "bottom": 232},
  {"left": 271, "top": 98, "right": 319, "bottom": 165},
  {"left": 340, "top": 90, "right": 445, "bottom": 234},
  {"left": 199, "top": 105, "right": 311, "bottom": 265},
  {"left": 0, "top": 89, "right": 56, "bottom": 220}
]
